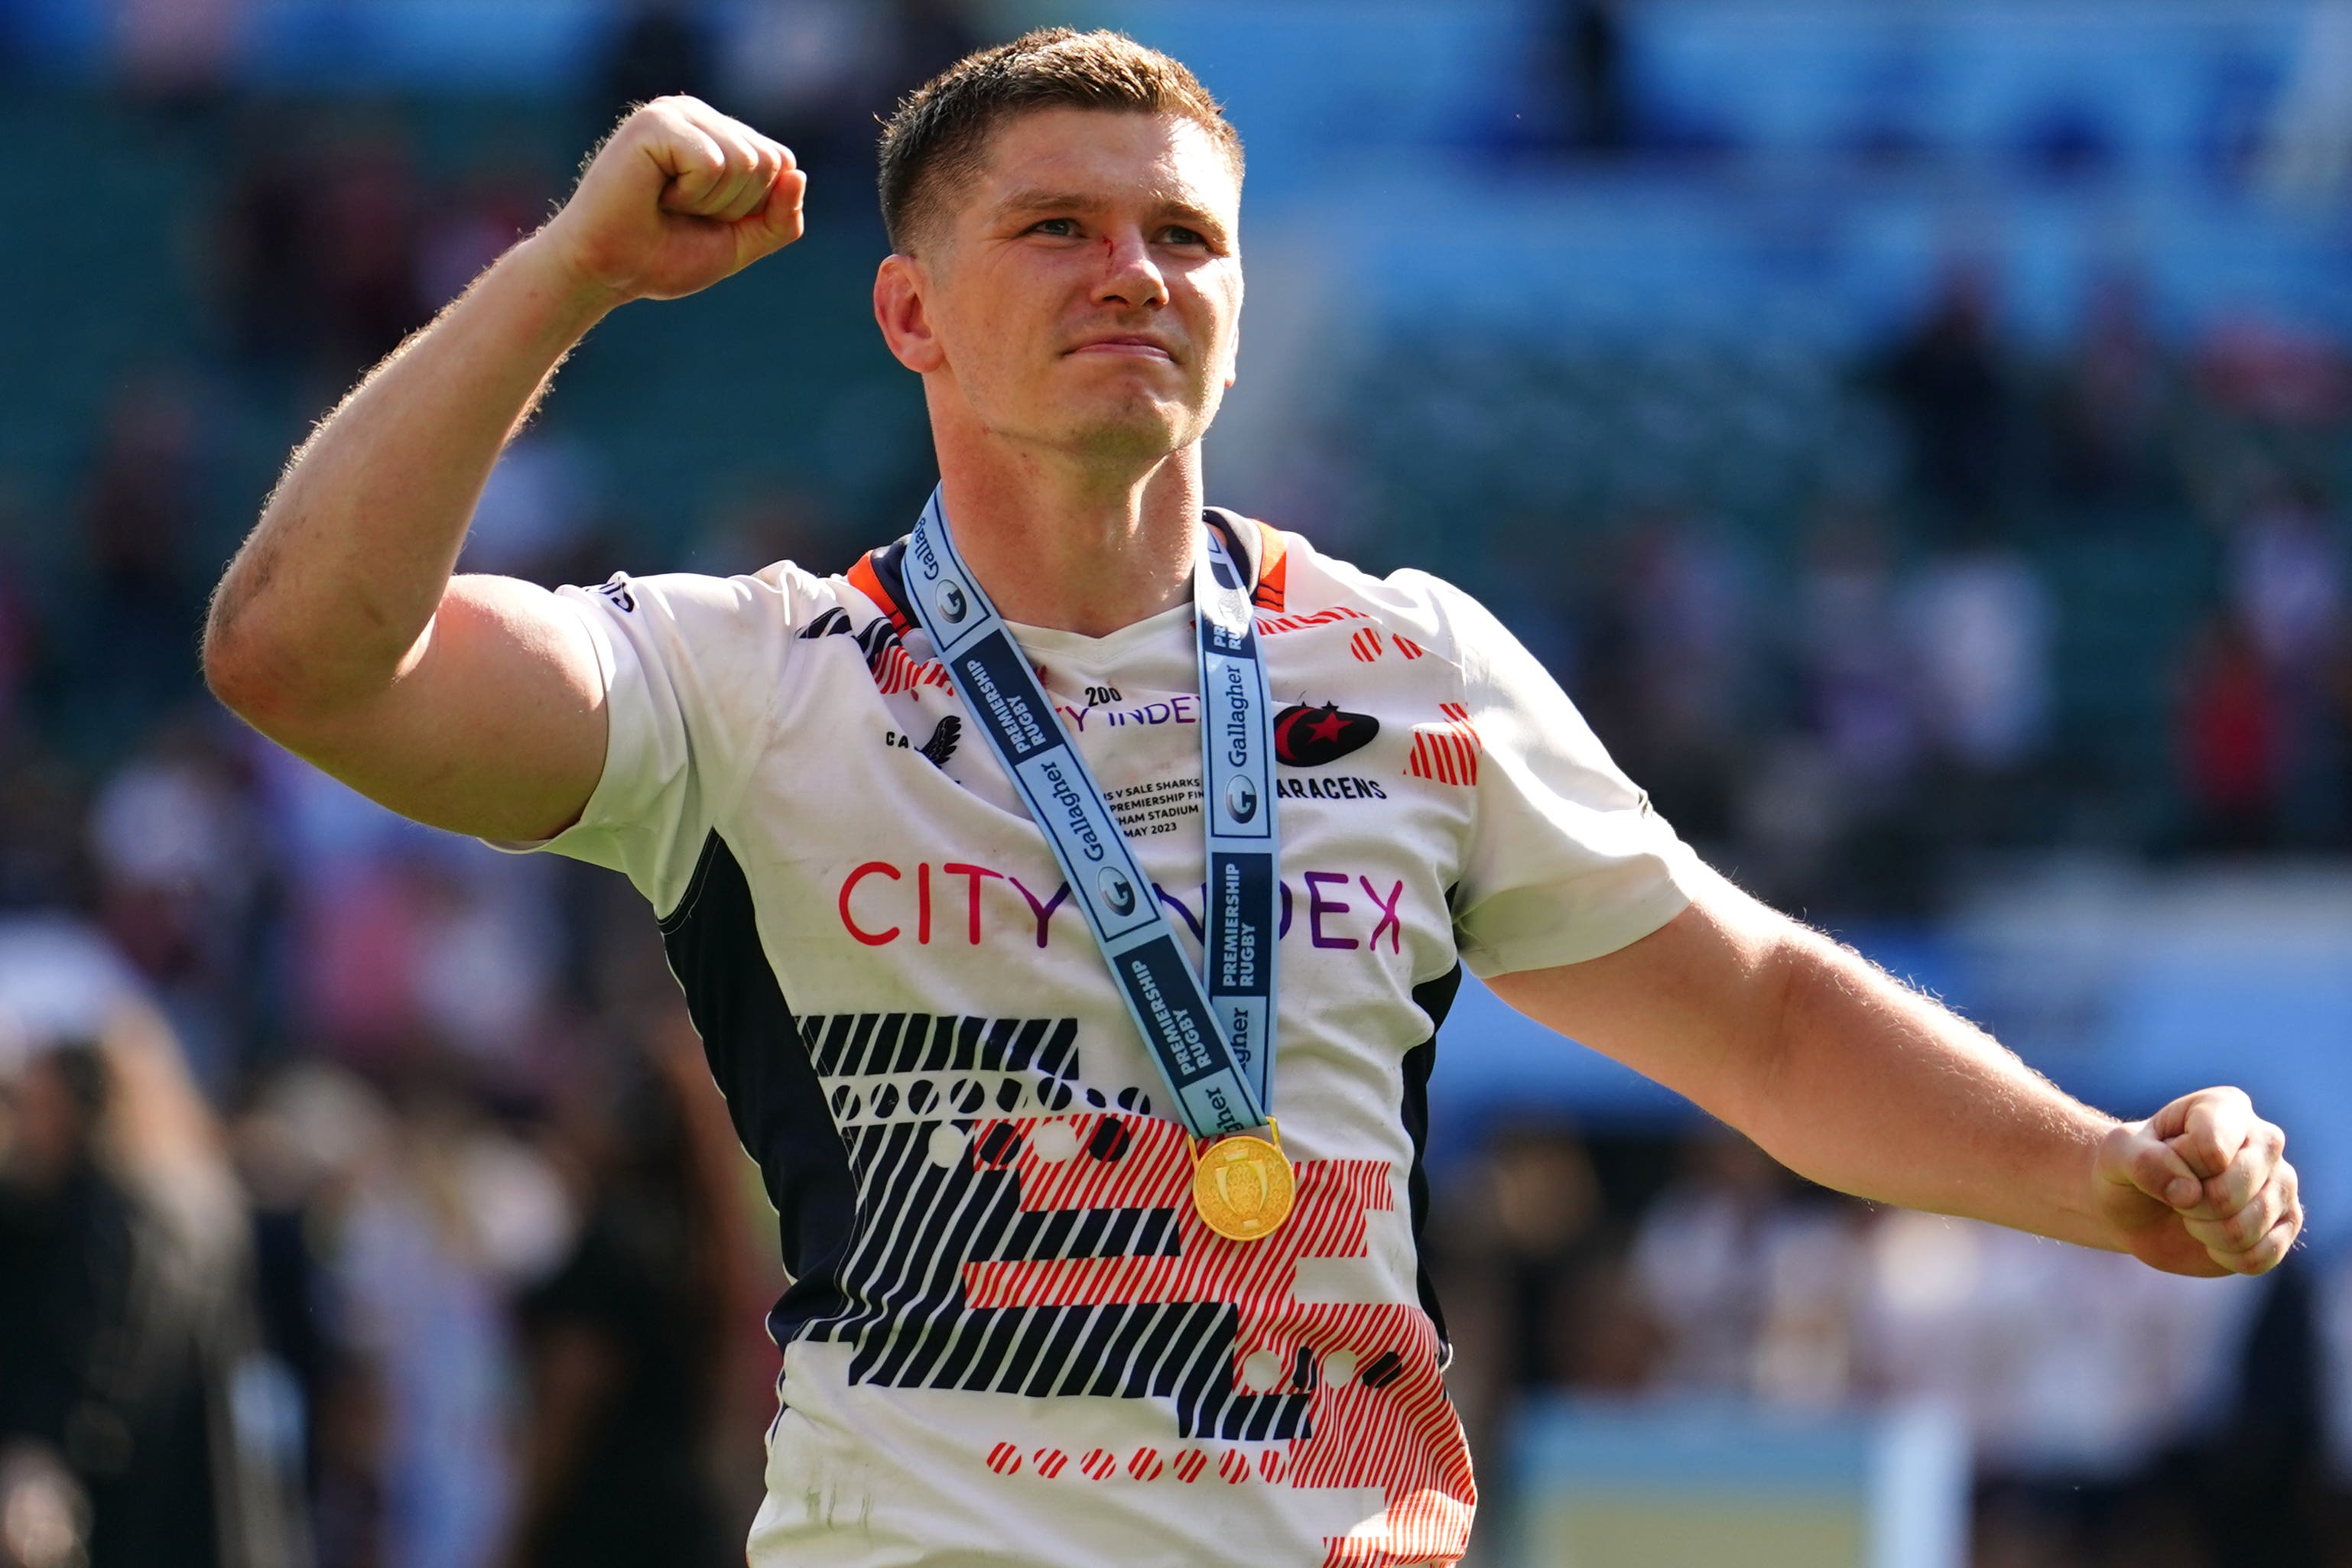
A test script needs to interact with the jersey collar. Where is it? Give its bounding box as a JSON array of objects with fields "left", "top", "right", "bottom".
[{"left": 846, "top": 509, "right": 1286, "bottom": 634}]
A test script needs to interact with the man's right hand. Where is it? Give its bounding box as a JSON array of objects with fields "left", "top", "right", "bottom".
[{"left": 538, "top": 96, "right": 806, "bottom": 310}]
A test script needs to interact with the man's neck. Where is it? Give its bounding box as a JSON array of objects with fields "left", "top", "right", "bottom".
[{"left": 934, "top": 445, "right": 1205, "bottom": 638}]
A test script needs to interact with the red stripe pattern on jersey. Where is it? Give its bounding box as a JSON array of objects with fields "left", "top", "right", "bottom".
[
  {"left": 960, "top": 1111, "right": 1475, "bottom": 1565},
  {"left": 960, "top": 1123, "right": 1386, "bottom": 1310},
  {"left": 1348, "top": 628, "right": 1384, "bottom": 663},
  {"left": 1255, "top": 605, "right": 1368, "bottom": 637},
  {"left": 872, "top": 640, "right": 953, "bottom": 696},
  {"left": 1405, "top": 703, "right": 1481, "bottom": 787}
]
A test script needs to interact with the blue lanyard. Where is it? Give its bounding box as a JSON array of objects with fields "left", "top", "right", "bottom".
[{"left": 904, "top": 488, "right": 1279, "bottom": 1139}]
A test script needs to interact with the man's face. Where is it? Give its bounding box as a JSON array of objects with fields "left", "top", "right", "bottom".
[{"left": 894, "top": 108, "right": 1243, "bottom": 465}]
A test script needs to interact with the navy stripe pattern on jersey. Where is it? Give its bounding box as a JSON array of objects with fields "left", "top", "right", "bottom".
[{"left": 785, "top": 1010, "right": 1314, "bottom": 1440}]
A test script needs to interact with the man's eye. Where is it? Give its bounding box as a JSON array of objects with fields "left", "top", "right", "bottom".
[
  {"left": 1162, "top": 226, "right": 1207, "bottom": 246},
  {"left": 1030, "top": 218, "right": 1079, "bottom": 237}
]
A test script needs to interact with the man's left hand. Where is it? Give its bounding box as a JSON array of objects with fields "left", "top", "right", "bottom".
[{"left": 2095, "top": 1086, "right": 2302, "bottom": 1277}]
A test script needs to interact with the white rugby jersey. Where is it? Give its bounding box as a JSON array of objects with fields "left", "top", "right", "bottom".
[{"left": 499, "top": 515, "right": 1701, "bottom": 1568}]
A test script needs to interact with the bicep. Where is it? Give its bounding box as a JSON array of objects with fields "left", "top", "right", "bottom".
[
  {"left": 266, "top": 573, "right": 609, "bottom": 842},
  {"left": 1483, "top": 865, "right": 1795, "bottom": 1128}
]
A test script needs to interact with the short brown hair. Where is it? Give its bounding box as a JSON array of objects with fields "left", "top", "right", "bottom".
[{"left": 877, "top": 28, "right": 1244, "bottom": 255}]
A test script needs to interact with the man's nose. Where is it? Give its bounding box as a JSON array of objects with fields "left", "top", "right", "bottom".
[{"left": 1093, "top": 229, "right": 1168, "bottom": 310}]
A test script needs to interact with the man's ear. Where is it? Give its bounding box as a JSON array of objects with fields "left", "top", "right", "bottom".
[{"left": 874, "top": 254, "right": 946, "bottom": 375}]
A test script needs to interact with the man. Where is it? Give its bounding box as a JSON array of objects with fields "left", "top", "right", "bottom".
[{"left": 203, "top": 28, "right": 2301, "bottom": 1568}]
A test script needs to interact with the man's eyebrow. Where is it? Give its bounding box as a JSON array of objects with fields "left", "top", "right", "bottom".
[{"left": 996, "top": 188, "right": 1093, "bottom": 216}]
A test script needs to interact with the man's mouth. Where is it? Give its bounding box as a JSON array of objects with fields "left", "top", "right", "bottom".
[{"left": 1065, "top": 335, "right": 1178, "bottom": 362}]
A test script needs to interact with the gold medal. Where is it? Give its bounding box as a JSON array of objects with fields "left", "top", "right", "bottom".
[{"left": 1191, "top": 1119, "right": 1296, "bottom": 1242}]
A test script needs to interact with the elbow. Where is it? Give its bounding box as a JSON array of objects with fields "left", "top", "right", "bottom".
[
  {"left": 201, "top": 548, "right": 278, "bottom": 722},
  {"left": 203, "top": 584, "right": 417, "bottom": 742},
  {"left": 201, "top": 612, "right": 278, "bottom": 727},
  {"left": 201, "top": 587, "right": 323, "bottom": 734}
]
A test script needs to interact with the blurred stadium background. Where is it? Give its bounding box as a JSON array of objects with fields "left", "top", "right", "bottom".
[{"left": 4, "top": 1, "right": 2352, "bottom": 1564}]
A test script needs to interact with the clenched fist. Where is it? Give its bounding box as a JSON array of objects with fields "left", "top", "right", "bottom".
[
  {"left": 535, "top": 96, "right": 805, "bottom": 310},
  {"left": 2095, "top": 1086, "right": 2302, "bottom": 1277}
]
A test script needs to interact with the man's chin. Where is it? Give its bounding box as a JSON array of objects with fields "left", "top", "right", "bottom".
[{"left": 1055, "top": 404, "right": 1206, "bottom": 466}]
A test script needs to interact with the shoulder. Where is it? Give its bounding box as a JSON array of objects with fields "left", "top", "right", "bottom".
[
  {"left": 551, "top": 559, "right": 880, "bottom": 719},
  {"left": 568, "top": 558, "right": 863, "bottom": 647},
  {"left": 590, "top": 557, "right": 841, "bottom": 619},
  {"left": 1233, "top": 518, "right": 1495, "bottom": 674}
]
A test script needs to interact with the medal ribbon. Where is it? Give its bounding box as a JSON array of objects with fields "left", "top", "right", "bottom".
[{"left": 903, "top": 487, "right": 1279, "bottom": 1141}]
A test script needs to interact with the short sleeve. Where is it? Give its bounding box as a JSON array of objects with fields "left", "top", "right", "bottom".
[
  {"left": 483, "top": 567, "right": 807, "bottom": 918},
  {"left": 1427, "top": 577, "right": 1704, "bottom": 977}
]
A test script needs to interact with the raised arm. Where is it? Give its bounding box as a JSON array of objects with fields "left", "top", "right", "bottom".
[
  {"left": 202, "top": 96, "right": 804, "bottom": 841},
  {"left": 1488, "top": 863, "right": 2302, "bottom": 1278}
]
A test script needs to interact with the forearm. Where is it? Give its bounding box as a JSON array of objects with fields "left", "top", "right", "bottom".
[
  {"left": 203, "top": 234, "right": 616, "bottom": 719},
  {"left": 1497, "top": 877, "right": 2298, "bottom": 1277},
  {"left": 1745, "top": 924, "right": 2122, "bottom": 1250}
]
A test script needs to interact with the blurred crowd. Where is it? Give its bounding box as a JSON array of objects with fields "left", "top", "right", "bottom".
[
  {"left": 1320, "top": 261, "right": 2352, "bottom": 921},
  {"left": 5, "top": 3, "right": 2352, "bottom": 1567}
]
